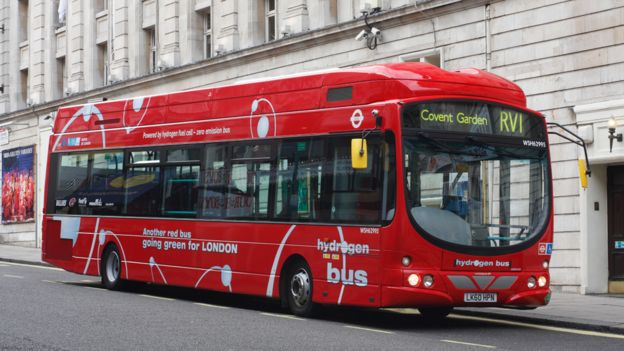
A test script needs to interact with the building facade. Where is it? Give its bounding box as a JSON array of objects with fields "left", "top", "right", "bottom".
[{"left": 0, "top": 0, "right": 623, "bottom": 294}]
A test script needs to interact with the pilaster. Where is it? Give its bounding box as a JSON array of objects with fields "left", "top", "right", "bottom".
[
  {"left": 67, "top": 0, "right": 84, "bottom": 94},
  {"left": 216, "top": 0, "right": 239, "bottom": 53},
  {"left": 159, "top": 0, "right": 180, "bottom": 68},
  {"left": 110, "top": 0, "right": 129, "bottom": 82}
]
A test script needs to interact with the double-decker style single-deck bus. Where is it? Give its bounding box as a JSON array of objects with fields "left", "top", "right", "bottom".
[{"left": 43, "top": 63, "right": 553, "bottom": 318}]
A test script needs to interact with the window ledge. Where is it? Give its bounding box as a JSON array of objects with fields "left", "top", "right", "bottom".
[
  {"left": 19, "top": 40, "right": 29, "bottom": 48},
  {"left": 96, "top": 10, "right": 108, "bottom": 19}
]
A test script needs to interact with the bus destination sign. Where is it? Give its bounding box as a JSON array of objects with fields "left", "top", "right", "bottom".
[{"left": 403, "top": 101, "right": 547, "bottom": 143}]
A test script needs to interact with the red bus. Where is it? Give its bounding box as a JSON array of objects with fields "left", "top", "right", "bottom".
[{"left": 42, "top": 63, "right": 553, "bottom": 318}]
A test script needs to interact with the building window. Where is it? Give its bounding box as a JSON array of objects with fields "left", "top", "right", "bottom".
[
  {"left": 203, "top": 9, "right": 212, "bottom": 59},
  {"left": 97, "top": 43, "right": 109, "bottom": 86},
  {"left": 54, "top": 0, "right": 66, "bottom": 28},
  {"left": 145, "top": 27, "right": 157, "bottom": 73},
  {"left": 265, "top": 0, "right": 276, "bottom": 42},
  {"left": 95, "top": 0, "right": 108, "bottom": 13},
  {"left": 56, "top": 57, "right": 66, "bottom": 98},
  {"left": 18, "top": 0, "right": 29, "bottom": 43}
]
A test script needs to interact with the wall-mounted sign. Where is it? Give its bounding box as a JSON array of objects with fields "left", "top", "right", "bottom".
[{"left": 1, "top": 145, "right": 35, "bottom": 224}]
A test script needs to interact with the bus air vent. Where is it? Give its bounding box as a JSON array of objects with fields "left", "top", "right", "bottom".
[{"left": 327, "top": 87, "right": 353, "bottom": 102}]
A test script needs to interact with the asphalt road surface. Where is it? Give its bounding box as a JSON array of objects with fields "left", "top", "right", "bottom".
[{"left": 1, "top": 261, "right": 623, "bottom": 350}]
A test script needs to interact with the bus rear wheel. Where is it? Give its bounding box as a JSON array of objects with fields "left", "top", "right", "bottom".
[
  {"left": 418, "top": 307, "right": 452, "bottom": 320},
  {"left": 286, "top": 260, "right": 316, "bottom": 317},
  {"left": 101, "top": 245, "right": 123, "bottom": 290}
]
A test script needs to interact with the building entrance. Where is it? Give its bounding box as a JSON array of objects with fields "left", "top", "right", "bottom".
[{"left": 608, "top": 166, "right": 624, "bottom": 293}]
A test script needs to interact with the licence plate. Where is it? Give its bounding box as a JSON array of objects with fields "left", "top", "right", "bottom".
[{"left": 464, "top": 293, "right": 497, "bottom": 303}]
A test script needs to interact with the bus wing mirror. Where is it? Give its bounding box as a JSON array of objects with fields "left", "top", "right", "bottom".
[
  {"left": 351, "top": 138, "right": 368, "bottom": 169},
  {"left": 578, "top": 159, "right": 588, "bottom": 189}
]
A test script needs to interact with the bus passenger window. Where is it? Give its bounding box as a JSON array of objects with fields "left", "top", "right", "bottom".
[
  {"left": 124, "top": 166, "right": 161, "bottom": 217},
  {"left": 274, "top": 139, "right": 323, "bottom": 221},
  {"left": 54, "top": 153, "right": 90, "bottom": 214},
  {"left": 200, "top": 144, "right": 227, "bottom": 218},
  {"left": 226, "top": 144, "right": 272, "bottom": 219},
  {"left": 90, "top": 152, "right": 124, "bottom": 215},
  {"left": 163, "top": 165, "right": 200, "bottom": 217}
]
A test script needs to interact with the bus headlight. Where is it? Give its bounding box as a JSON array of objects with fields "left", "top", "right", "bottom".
[
  {"left": 538, "top": 276, "right": 547, "bottom": 288},
  {"left": 402, "top": 256, "right": 411, "bottom": 267},
  {"left": 527, "top": 276, "right": 537, "bottom": 289},
  {"left": 408, "top": 274, "right": 420, "bottom": 287},
  {"left": 423, "top": 275, "right": 434, "bottom": 288}
]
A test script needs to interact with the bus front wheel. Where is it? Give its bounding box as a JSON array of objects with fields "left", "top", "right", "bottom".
[
  {"left": 418, "top": 307, "right": 452, "bottom": 320},
  {"left": 101, "top": 245, "right": 123, "bottom": 290},
  {"left": 286, "top": 260, "right": 316, "bottom": 317}
]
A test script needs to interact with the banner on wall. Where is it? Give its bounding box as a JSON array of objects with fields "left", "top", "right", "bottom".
[{"left": 1, "top": 145, "right": 35, "bottom": 224}]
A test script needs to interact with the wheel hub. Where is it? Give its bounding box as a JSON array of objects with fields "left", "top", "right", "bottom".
[
  {"left": 290, "top": 269, "right": 311, "bottom": 307},
  {"left": 106, "top": 251, "right": 120, "bottom": 283}
]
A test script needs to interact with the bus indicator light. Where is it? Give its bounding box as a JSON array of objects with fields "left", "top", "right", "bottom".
[
  {"left": 408, "top": 274, "right": 420, "bottom": 287},
  {"left": 401, "top": 256, "right": 411, "bottom": 267}
]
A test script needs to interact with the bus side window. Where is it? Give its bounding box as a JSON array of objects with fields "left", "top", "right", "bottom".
[
  {"left": 54, "top": 153, "right": 90, "bottom": 215},
  {"left": 226, "top": 144, "right": 272, "bottom": 219},
  {"left": 273, "top": 139, "right": 323, "bottom": 221},
  {"left": 90, "top": 151, "right": 124, "bottom": 215},
  {"left": 124, "top": 150, "right": 162, "bottom": 217},
  {"left": 326, "top": 138, "right": 381, "bottom": 224},
  {"left": 200, "top": 144, "right": 227, "bottom": 219}
]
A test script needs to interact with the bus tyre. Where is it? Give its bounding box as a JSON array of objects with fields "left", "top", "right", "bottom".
[
  {"left": 101, "top": 245, "right": 123, "bottom": 290},
  {"left": 418, "top": 307, "right": 452, "bottom": 320},
  {"left": 286, "top": 260, "right": 316, "bottom": 317}
]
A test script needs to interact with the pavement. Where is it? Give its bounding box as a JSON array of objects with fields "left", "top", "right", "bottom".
[{"left": 1, "top": 244, "right": 624, "bottom": 335}]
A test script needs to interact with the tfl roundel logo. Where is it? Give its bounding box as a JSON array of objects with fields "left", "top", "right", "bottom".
[{"left": 350, "top": 109, "right": 364, "bottom": 129}]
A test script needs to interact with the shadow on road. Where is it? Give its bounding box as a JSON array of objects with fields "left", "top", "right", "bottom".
[{"left": 62, "top": 279, "right": 514, "bottom": 333}]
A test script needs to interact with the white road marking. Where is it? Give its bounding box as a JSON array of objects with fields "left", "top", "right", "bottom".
[
  {"left": 80, "top": 279, "right": 99, "bottom": 283},
  {"left": 344, "top": 325, "right": 394, "bottom": 334},
  {"left": 83, "top": 286, "right": 103, "bottom": 291},
  {"left": 42, "top": 280, "right": 58, "bottom": 284},
  {"left": 194, "top": 302, "right": 230, "bottom": 310},
  {"left": 260, "top": 312, "right": 305, "bottom": 321},
  {"left": 139, "top": 294, "right": 175, "bottom": 301},
  {"left": 441, "top": 339, "right": 496, "bottom": 349},
  {"left": 452, "top": 314, "right": 624, "bottom": 340},
  {"left": 3, "top": 274, "right": 24, "bottom": 279},
  {"left": 0, "top": 264, "right": 10, "bottom": 267},
  {"left": 1, "top": 261, "right": 63, "bottom": 271}
]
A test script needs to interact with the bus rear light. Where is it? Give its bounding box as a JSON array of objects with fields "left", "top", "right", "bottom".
[
  {"left": 527, "top": 276, "right": 537, "bottom": 289},
  {"left": 423, "top": 275, "right": 434, "bottom": 288},
  {"left": 401, "top": 256, "right": 411, "bottom": 267},
  {"left": 408, "top": 274, "right": 420, "bottom": 287},
  {"left": 543, "top": 261, "right": 549, "bottom": 269},
  {"left": 538, "top": 276, "right": 547, "bottom": 287}
]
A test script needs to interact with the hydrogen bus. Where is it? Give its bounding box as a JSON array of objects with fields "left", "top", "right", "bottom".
[{"left": 43, "top": 63, "right": 553, "bottom": 318}]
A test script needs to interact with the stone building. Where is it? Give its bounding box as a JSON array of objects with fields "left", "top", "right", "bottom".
[{"left": 0, "top": 0, "right": 622, "bottom": 294}]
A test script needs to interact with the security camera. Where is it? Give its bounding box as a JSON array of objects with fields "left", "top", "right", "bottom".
[
  {"left": 371, "top": 27, "right": 381, "bottom": 36},
  {"left": 355, "top": 29, "right": 368, "bottom": 41}
]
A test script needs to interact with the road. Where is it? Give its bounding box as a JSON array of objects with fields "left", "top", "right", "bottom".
[{"left": 0, "top": 261, "right": 623, "bottom": 350}]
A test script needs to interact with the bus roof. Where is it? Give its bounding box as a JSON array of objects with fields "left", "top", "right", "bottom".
[{"left": 54, "top": 63, "right": 527, "bottom": 134}]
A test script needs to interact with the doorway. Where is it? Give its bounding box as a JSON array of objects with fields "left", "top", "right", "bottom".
[{"left": 608, "top": 166, "right": 624, "bottom": 293}]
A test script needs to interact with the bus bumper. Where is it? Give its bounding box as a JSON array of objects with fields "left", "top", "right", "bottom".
[{"left": 381, "top": 285, "right": 551, "bottom": 309}]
